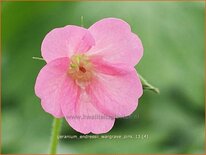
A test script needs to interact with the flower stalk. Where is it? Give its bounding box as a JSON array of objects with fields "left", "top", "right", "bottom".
[{"left": 49, "top": 118, "right": 62, "bottom": 154}]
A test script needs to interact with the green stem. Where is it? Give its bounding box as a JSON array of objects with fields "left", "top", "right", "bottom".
[
  {"left": 139, "top": 74, "right": 160, "bottom": 94},
  {"left": 32, "top": 56, "right": 44, "bottom": 61},
  {"left": 49, "top": 118, "right": 62, "bottom": 154},
  {"left": 80, "top": 16, "right": 84, "bottom": 27}
]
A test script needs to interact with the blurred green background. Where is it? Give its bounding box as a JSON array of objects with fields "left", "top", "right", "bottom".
[{"left": 2, "top": 1, "right": 205, "bottom": 154}]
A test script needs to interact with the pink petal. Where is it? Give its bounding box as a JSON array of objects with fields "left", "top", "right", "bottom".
[
  {"left": 41, "top": 25, "right": 95, "bottom": 63},
  {"left": 88, "top": 18, "right": 143, "bottom": 66},
  {"left": 87, "top": 60, "right": 143, "bottom": 118},
  {"left": 35, "top": 57, "right": 70, "bottom": 118},
  {"left": 61, "top": 87, "right": 115, "bottom": 134}
]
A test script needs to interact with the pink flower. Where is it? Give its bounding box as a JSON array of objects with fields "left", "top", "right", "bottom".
[{"left": 35, "top": 18, "right": 143, "bottom": 134}]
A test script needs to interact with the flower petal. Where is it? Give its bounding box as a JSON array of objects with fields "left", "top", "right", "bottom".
[
  {"left": 61, "top": 88, "right": 115, "bottom": 134},
  {"left": 87, "top": 60, "right": 143, "bottom": 118},
  {"left": 41, "top": 25, "right": 95, "bottom": 63},
  {"left": 35, "top": 57, "right": 70, "bottom": 118},
  {"left": 88, "top": 18, "right": 143, "bottom": 66}
]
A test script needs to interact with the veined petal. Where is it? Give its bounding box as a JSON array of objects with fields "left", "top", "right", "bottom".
[
  {"left": 88, "top": 18, "right": 143, "bottom": 66},
  {"left": 87, "top": 60, "right": 143, "bottom": 118},
  {"left": 41, "top": 25, "right": 95, "bottom": 63},
  {"left": 61, "top": 88, "right": 115, "bottom": 134},
  {"left": 35, "top": 57, "right": 71, "bottom": 118}
]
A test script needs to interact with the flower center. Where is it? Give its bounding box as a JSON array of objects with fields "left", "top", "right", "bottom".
[{"left": 67, "top": 54, "right": 93, "bottom": 87}]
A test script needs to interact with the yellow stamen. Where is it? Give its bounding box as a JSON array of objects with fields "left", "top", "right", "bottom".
[{"left": 67, "top": 54, "right": 93, "bottom": 87}]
